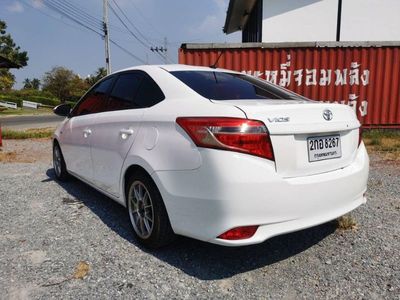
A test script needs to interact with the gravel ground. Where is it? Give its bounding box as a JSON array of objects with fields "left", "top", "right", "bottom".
[{"left": 0, "top": 140, "right": 399, "bottom": 299}]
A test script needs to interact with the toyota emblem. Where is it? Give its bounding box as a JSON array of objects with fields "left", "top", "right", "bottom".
[{"left": 323, "top": 109, "right": 333, "bottom": 121}]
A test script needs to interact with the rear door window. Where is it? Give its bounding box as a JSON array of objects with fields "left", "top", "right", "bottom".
[
  {"left": 170, "top": 71, "right": 308, "bottom": 101},
  {"left": 108, "top": 73, "right": 143, "bottom": 111}
]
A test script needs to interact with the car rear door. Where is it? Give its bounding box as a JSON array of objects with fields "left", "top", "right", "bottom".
[
  {"left": 60, "top": 76, "right": 114, "bottom": 181},
  {"left": 89, "top": 71, "right": 165, "bottom": 198}
]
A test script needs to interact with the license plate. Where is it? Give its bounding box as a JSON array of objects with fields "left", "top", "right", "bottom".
[{"left": 307, "top": 135, "right": 341, "bottom": 162}]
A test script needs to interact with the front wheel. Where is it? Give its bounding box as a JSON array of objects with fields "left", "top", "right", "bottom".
[{"left": 127, "top": 171, "right": 175, "bottom": 248}]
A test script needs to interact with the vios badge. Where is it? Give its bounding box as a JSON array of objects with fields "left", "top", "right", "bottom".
[{"left": 323, "top": 109, "right": 333, "bottom": 121}]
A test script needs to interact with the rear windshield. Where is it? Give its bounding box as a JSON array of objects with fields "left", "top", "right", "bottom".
[{"left": 170, "top": 71, "right": 308, "bottom": 101}]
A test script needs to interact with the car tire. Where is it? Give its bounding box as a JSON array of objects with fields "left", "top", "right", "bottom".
[
  {"left": 126, "top": 170, "right": 175, "bottom": 248},
  {"left": 53, "top": 142, "right": 69, "bottom": 181}
]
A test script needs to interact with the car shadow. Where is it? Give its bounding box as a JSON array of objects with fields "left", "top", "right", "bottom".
[{"left": 45, "top": 168, "right": 336, "bottom": 281}]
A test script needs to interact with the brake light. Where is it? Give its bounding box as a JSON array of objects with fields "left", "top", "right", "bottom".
[
  {"left": 218, "top": 226, "right": 259, "bottom": 240},
  {"left": 358, "top": 127, "right": 363, "bottom": 146},
  {"left": 176, "top": 117, "right": 274, "bottom": 160}
]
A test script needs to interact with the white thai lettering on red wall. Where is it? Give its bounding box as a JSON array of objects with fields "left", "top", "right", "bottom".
[{"left": 242, "top": 54, "right": 370, "bottom": 117}]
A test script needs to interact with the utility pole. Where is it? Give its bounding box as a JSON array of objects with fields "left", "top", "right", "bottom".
[
  {"left": 103, "top": 0, "right": 111, "bottom": 74},
  {"left": 336, "top": 0, "right": 342, "bottom": 42},
  {"left": 151, "top": 37, "right": 168, "bottom": 64},
  {"left": 163, "top": 37, "right": 168, "bottom": 64}
]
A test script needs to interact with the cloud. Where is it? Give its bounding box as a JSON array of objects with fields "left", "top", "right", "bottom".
[
  {"left": 188, "top": 0, "right": 228, "bottom": 35},
  {"left": 7, "top": 1, "right": 24, "bottom": 13},
  {"left": 32, "top": 0, "right": 44, "bottom": 8}
]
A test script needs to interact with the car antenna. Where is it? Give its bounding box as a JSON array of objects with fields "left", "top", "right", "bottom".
[{"left": 209, "top": 51, "right": 224, "bottom": 69}]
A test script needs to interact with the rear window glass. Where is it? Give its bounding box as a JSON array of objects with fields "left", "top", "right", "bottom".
[{"left": 170, "top": 71, "right": 308, "bottom": 101}]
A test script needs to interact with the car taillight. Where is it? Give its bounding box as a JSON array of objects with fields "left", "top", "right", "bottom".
[
  {"left": 358, "top": 127, "right": 363, "bottom": 146},
  {"left": 218, "top": 226, "right": 259, "bottom": 240},
  {"left": 176, "top": 117, "right": 274, "bottom": 160}
]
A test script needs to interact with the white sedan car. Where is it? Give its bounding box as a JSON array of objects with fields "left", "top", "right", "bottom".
[{"left": 53, "top": 64, "right": 369, "bottom": 248}]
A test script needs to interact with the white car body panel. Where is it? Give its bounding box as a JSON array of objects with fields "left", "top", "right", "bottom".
[
  {"left": 153, "top": 144, "right": 368, "bottom": 245},
  {"left": 54, "top": 64, "right": 369, "bottom": 246},
  {"left": 89, "top": 109, "right": 144, "bottom": 197},
  {"left": 60, "top": 115, "right": 94, "bottom": 181}
]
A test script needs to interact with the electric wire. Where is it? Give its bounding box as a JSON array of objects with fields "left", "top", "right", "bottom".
[
  {"left": 107, "top": 3, "right": 150, "bottom": 50},
  {"left": 110, "top": 0, "right": 152, "bottom": 46},
  {"left": 126, "top": 0, "right": 165, "bottom": 39},
  {"left": 108, "top": 1, "right": 173, "bottom": 63},
  {"left": 44, "top": 0, "right": 103, "bottom": 31},
  {"left": 37, "top": 0, "right": 146, "bottom": 64}
]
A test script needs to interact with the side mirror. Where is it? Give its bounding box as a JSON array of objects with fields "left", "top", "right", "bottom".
[{"left": 53, "top": 104, "right": 71, "bottom": 117}]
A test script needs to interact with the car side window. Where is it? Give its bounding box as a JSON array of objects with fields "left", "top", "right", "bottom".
[
  {"left": 72, "top": 77, "right": 114, "bottom": 116},
  {"left": 134, "top": 74, "right": 165, "bottom": 108},
  {"left": 107, "top": 73, "right": 143, "bottom": 111}
]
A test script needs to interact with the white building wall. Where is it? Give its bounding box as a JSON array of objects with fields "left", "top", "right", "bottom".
[
  {"left": 341, "top": 0, "right": 400, "bottom": 41},
  {"left": 261, "top": 0, "right": 400, "bottom": 42},
  {"left": 262, "top": 0, "right": 338, "bottom": 42}
]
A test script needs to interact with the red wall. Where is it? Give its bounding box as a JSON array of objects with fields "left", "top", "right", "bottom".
[{"left": 179, "top": 45, "right": 400, "bottom": 128}]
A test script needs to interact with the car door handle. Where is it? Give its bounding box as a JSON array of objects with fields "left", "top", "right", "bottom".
[
  {"left": 83, "top": 129, "right": 92, "bottom": 138},
  {"left": 119, "top": 128, "right": 134, "bottom": 139}
]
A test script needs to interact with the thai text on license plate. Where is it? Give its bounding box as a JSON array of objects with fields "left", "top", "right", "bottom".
[{"left": 307, "top": 135, "right": 342, "bottom": 162}]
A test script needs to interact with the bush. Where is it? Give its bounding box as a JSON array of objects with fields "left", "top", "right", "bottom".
[{"left": 0, "top": 89, "right": 61, "bottom": 107}]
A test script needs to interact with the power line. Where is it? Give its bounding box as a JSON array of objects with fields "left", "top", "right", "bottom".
[
  {"left": 110, "top": 39, "right": 146, "bottom": 64},
  {"left": 54, "top": 0, "right": 103, "bottom": 29},
  {"left": 37, "top": 0, "right": 146, "bottom": 64},
  {"left": 43, "top": 0, "right": 102, "bottom": 34},
  {"left": 44, "top": 0, "right": 103, "bottom": 31},
  {"left": 108, "top": 0, "right": 177, "bottom": 63},
  {"left": 108, "top": 2, "right": 150, "bottom": 50},
  {"left": 126, "top": 0, "right": 165, "bottom": 39},
  {"left": 110, "top": 0, "right": 152, "bottom": 46},
  {"left": 21, "top": 0, "right": 88, "bottom": 32}
]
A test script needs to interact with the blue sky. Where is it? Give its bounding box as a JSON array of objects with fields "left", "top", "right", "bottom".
[{"left": 0, "top": 0, "right": 240, "bottom": 88}]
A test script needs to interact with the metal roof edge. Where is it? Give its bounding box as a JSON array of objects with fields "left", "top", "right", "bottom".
[{"left": 181, "top": 41, "right": 400, "bottom": 50}]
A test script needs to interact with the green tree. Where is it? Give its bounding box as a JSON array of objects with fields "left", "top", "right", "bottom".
[
  {"left": 42, "top": 66, "right": 88, "bottom": 102},
  {"left": 23, "top": 78, "right": 41, "bottom": 90},
  {"left": 86, "top": 67, "right": 107, "bottom": 86},
  {"left": 0, "top": 20, "right": 29, "bottom": 90}
]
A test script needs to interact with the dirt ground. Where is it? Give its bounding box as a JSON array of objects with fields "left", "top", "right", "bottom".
[
  {"left": 0, "top": 138, "right": 52, "bottom": 163},
  {"left": 0, "top": 139, "right": 399, "bottom": 299}
]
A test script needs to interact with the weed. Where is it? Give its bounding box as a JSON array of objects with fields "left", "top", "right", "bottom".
[
  {"left": 336, "top": 215, "right": 358, "bottom": 231},
  {"left": 2, "top": 128, "right": 53, "bottom": 139}
]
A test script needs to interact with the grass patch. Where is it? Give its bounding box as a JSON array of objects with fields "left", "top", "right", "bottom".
[
  {"left": 363, "top": 129, "right": 400, "bottom": 159},
  {"left": 0, "top": 107, "right": 53, "bottom": 116},
  {"left": 2, "top": 128, "right": 53, "bottom": 139}
]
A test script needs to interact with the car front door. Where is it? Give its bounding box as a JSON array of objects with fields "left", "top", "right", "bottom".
[{"left": 60, "top": 76, "right": 114, "bottom": 182}]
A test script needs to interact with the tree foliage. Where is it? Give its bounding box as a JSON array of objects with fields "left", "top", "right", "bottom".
[
  {"left": 0, "top": 20, "right": 29, "bottom": 90},
  {"left": 42, "top": 66, "right": 89, "bottom": 102},
  {"left": 23, "top": 78, "right": 41, "bottom": 90},
  {"left": 86, "top": 67, "right": 107, "bottom": 86},
  {"left": 0, "top": 70, "right": 15, "bottom": 90}
]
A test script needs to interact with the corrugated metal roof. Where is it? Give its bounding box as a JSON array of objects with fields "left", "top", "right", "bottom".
[
  {"left": 181, "top": 41, "right": 400, "bottom": 50},
  {"left": 223, "top": 0, "right": 257, "bottom": 34}
]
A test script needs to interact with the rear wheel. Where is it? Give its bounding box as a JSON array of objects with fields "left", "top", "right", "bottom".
[
  {"left": 53, "top": 143, "right": 69, "bottom": 181},
  {"left": 127, "top": 170, "right": 175, "bottom": 248}
]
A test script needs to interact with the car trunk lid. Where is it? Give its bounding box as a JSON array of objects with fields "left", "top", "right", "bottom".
[{"left": 212, "top": 99, "right": 360, "bottom": 177}]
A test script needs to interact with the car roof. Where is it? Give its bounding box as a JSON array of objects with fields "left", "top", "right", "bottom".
[{"left": 115, "top": 64, "right": 240, "bottom": 75}]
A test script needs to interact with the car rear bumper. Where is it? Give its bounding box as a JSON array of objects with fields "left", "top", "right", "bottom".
[{"left": 153, "top": 143, "right": 369, "bottom": 246}]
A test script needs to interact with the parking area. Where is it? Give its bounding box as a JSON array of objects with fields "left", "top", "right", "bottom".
[{"left": 0, "top": 139, "right": 399, "bottom": 299}]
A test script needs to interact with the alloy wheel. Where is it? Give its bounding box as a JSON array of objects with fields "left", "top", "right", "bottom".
[{"left": 128, "top": 181, "right": 154, "bottom": 239}]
